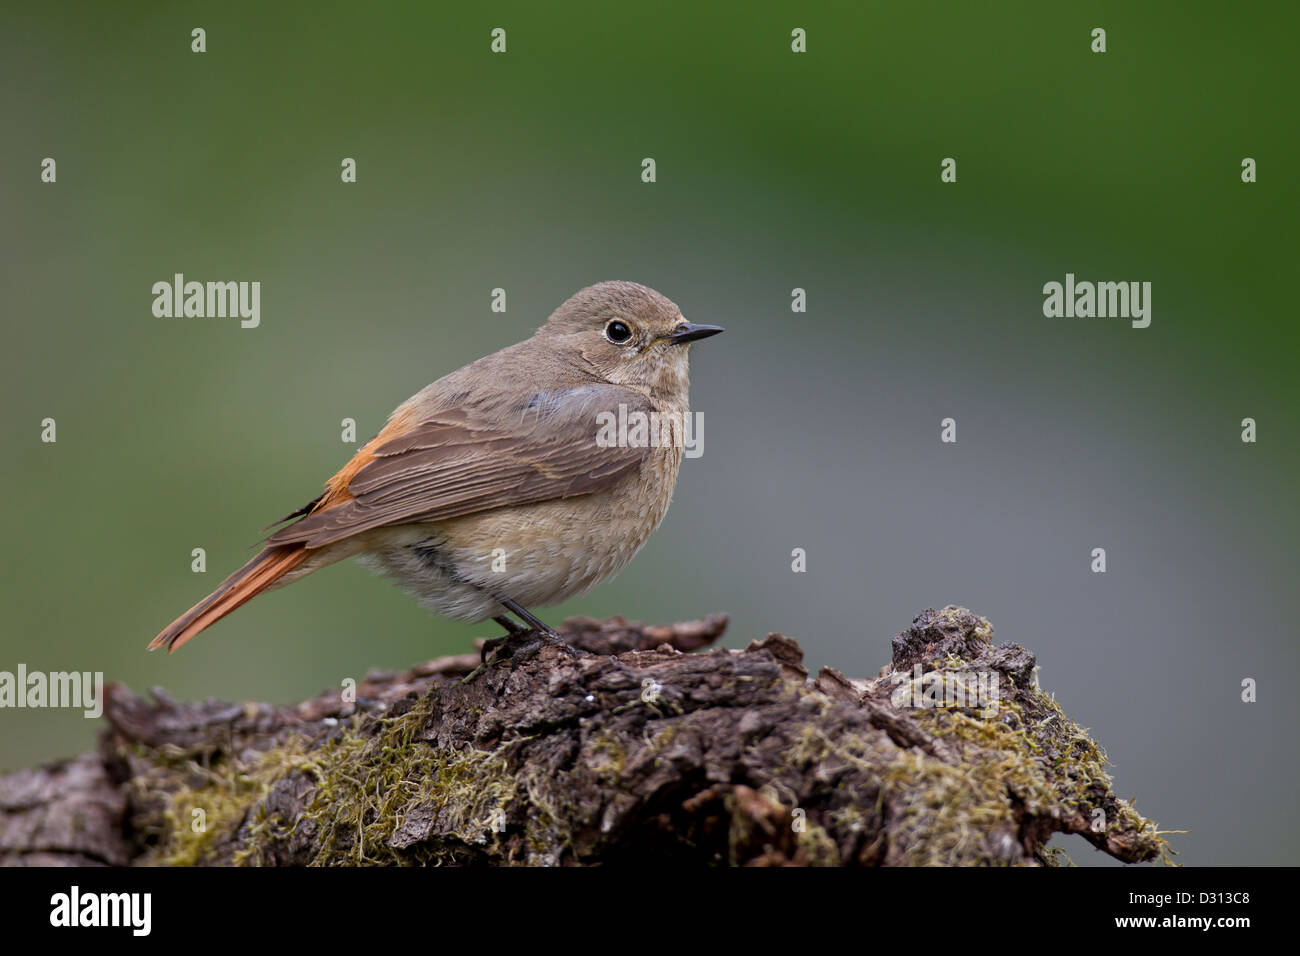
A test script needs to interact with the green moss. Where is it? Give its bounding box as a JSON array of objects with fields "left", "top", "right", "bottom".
[
  {"left": 136, "top": 695, "right": 528, "bottom": 866},
  {"left": 762, "top": 671, "right": 1168, "bottom": 866},
  {"left": 792, "top": 819, "right": 841, "bottom": 866},
  {"left": 897, "top": 681, "right": 1168, "bottom": 865},
  {"left": 138, "top": 759, "right": 276, "bottom": 867},
  {"left": 585, "top": 732, "right": 630, "bottom": 785}
]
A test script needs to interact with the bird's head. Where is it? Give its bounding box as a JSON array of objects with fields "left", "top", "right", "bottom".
[{"left": 538, "top": 280, "right": 723, "bottom": 397}]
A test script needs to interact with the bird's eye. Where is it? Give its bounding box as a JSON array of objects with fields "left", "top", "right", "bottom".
[{"left": 604, "top": 320, "right": 633, "bottom": 344}]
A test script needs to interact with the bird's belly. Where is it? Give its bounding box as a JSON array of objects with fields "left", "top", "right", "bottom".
[{"left": 358, "top": 454, "right": 680, "bottom": 623}]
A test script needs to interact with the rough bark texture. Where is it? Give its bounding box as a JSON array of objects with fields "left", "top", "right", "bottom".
[{"left": 0, "top": 607, "right": 1169, "bottom": 866}]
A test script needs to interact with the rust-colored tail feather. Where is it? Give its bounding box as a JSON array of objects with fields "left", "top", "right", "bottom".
[{"left": 149, "top": 546, "right": 308, "bottom": 653}]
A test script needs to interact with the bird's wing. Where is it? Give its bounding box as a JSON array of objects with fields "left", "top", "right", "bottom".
[{"left": 266, "top": 387, "right": 652, "bottom": 549}]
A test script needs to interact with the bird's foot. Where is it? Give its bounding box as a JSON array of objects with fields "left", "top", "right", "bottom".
[{"left": 460, "top": 627, "right": 578, "bottom": 684}]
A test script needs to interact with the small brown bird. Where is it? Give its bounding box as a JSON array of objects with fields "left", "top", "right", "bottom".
[{"left": 150, "top": 281, "right": 722, "bottom": 656}]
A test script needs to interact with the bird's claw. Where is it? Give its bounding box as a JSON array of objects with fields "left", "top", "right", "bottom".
[{"left": 459, "top": 628, "right": 577, "bottom": 684}]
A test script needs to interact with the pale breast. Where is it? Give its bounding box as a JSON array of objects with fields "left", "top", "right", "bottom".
[
  {"left": 442, "top": 442, "right": 682, "bottom": 602},
  {"left": 361, "top": 443, "right": 684, "bottom": 621}
]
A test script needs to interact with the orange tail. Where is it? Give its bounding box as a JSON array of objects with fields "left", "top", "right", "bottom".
[{"left": 149, "top": 546, "right": 309, "bottom": 653}]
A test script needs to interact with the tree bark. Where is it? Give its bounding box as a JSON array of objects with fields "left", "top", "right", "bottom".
[{"left": 0, "top": 607, "right": 1169, "bottom": 866}]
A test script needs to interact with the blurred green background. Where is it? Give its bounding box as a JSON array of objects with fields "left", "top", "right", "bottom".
[{"left": 2, "top": 2, "right": 1297, "bottom": 865}]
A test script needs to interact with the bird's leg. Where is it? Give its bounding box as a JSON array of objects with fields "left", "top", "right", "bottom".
[
  {"left": 459, "top": 601, "right": 576, "bottom": 685},
  {"left": 496, "top": 598, "right": 570, "bottom": 648},
  {"left": 478, "top": 615, "right": 528, "bottom": 663},
  {"left": 494, "top": 615, "right": 528, "bottom": 636},
  {"left": 481, "top": 595, "right": 579, "bottom": 664}
]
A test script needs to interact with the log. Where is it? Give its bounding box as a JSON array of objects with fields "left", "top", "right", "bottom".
[{"left": 0, "top": 607, "right": 1170, "bottom": 866}]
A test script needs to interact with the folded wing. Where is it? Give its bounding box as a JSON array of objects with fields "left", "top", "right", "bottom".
[{"left": 270, "top": 389, "right": 650, "bottom": 548}]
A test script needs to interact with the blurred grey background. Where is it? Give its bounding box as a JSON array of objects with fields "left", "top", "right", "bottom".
[{"left": 2, "top": 2, "right": 1296, "bottom": 865}]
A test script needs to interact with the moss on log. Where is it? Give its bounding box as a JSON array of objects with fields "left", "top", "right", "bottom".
[{"left": 0, "top": 608, "right": 1170, "bottom": 866}]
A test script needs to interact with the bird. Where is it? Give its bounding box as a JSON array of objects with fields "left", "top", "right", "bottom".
[{"left": 149, "top": 280, "right": 723, "bottom": 660}]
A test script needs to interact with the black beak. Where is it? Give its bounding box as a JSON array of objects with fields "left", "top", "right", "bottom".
[{"left": 669, "top": 322, "right": 725, "bottom": 344}]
